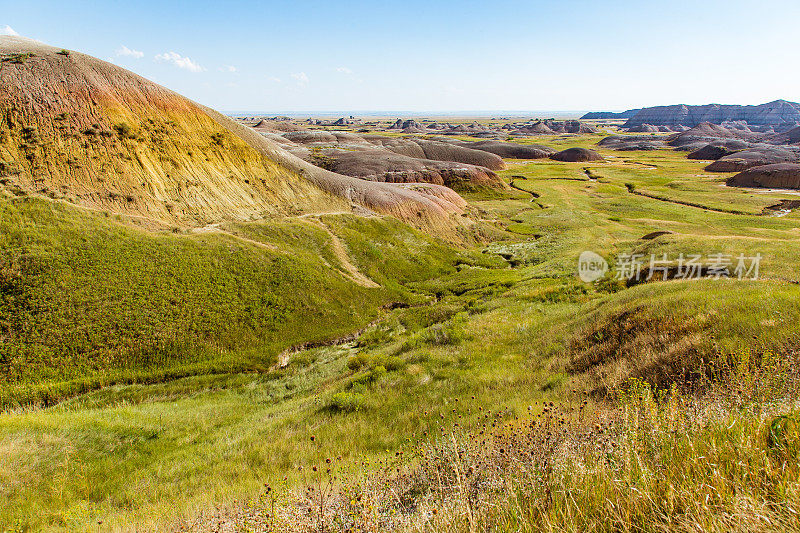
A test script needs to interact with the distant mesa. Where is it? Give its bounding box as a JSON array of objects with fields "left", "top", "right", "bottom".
[
  {"left": 333, "top": 117, "right": 361, "bottom": 126},
  {"left": 511, "top": 119, "right": 597, "bottom": 136},
  {"left": 389, "top": 118, "right": 425, "bottom": 131},
  {"left": 580, "top": 109, "right": 641, "bottom": 120},
  {"left": 621, "top": 100, "right": 800, "bottom": 131},
  {"left": 296, "top": 117, "right": 362, "bottom": 127},
  {"left": 376, "top": 117, "right": 598, "bottom": 138},
  {"left": 550, "top": 147, "right": 604, "bottom": 162},
  {"left": 726, "top": 163, "right": 800, "bottom": 189}
]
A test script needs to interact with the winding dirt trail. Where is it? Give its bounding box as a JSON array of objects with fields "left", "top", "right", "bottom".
[
  {"left": 193, "top": 217, "right": 380, "bottom": 288},
  {"left": 192, "top": 223, "right": 279, "bottom": 250},
  {"left": 299, "top": 216, "right": 381, "bottom": 288}
]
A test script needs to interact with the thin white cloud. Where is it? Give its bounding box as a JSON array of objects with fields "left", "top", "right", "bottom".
[
  {"left": 267, "top": 76, "right": 282, "bottom": 83},
  {"left": 291, "top": 72, "right": 309, "bottom": 86},
  {"left": 116, "top": 45, "right": 144, "bottom": 59},
  {"left": 0, "top": 25, "right": 18, "bottom": 36},
  {"left": 219, "top": 65, "right": 237, "bottom": 73},
  {"left": 336, "top": 66, "right": 353, "bottom": 75},
  {"left": 155, "top": 51, "right": 204, "bottom": 72}
]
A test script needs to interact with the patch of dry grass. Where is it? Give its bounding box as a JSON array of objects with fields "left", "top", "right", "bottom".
[{"left": 186, "top": 348, "right": 800, "bottom": 532}]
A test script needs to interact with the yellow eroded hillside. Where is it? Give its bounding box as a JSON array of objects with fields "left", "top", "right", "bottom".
[{"left": 0, "top": 36, "right": 467, "bottom": 230}]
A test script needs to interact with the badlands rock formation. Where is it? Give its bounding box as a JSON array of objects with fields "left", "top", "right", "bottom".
[
  {"left": 597, "top": 136, "right": 667, "bottom": 151},
  {"left": 0, "top": 36, "right": 467, "bottom": 230},
  {"left": 549, "top": 147, "right": 605, "bottom": 162},
  {"left": 624, "top": 100, "right": 800, "bottom": 130},
  {"left": 726, "top": 163, "right": 800, "bottom": 189}
]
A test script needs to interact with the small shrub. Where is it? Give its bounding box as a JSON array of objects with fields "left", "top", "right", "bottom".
[
  {"left": 1, "top": 52, "right": 35, "bottom": 64},
  {"left": 357, "top": 327, "right": 393, "bottom": 348},
  {"left": 379, "top": 355, "right": 404, "bottom": 371},
  {"left": 541, "top": 372, "right": 567, "bottom": 392},
  {"left": 625, "top": 182, "right": 636, "bottom": 193},
  {"left": 370, "top": 365, "right": 387, "bottom": 380},
  {"left": 595, "top": 275, "right": 625, "bottom": 294},
  {"left": 404, "top": 314, "right": 469, "bottom": 351},
  {"left": 328, "top": 392, "right": 365, "bottom": 412},
  {"left": 0, "top": 161, "right": 19, "bottom": 176},
  {"left": 114, "top": 122, "right": 136, "bottom": 139},
  {"left": 347, "top": 365, "right": 387, "bottom": 390},
  {"left": 57, "top": 49, "right": 70, "bottom": 57},
  {"left": 210, "top": 132, "right": 225, "bottom": 147},
  {"left": 347, "top": 353, "right": 368, "bottom": 371}
]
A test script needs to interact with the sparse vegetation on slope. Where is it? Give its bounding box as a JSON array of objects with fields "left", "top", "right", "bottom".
[
  {"left": 0, "top": 196, "right": 491, "bottom": 410},
  {"left": 3, "top": 113, "right": 800, "bottom": 533}
]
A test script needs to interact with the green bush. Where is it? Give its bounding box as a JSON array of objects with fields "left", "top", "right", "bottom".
[
  {"left": 328, "top": 392, "right": 365, "bottom": 412},
  {"left": 113, "top": 122, "right": 136, "bottom": 139},
  {"left": 347, "top": 353, "right": 368, "bottom": 371},
  {"left": 348, "top": 353, "right": 404, "bottom": 372},
  {"left": 347, "top": 365, "right": 387, "bottom": 390},
  {"left": 357, "top": 326, "right": 393, "bottom": 348},
  {"left": 402, "top": 314, "right": 469, "bottom": 352},
  {"left": 379, "top": 355, "right": 404, "bottom": 371}
]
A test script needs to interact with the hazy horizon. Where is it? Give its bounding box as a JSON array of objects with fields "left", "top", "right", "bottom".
[{"left": 1, "top": 0, "right": 798, "bottom": 114}]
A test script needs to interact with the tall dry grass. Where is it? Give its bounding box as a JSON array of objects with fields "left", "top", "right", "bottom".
[{"left": 187, "top": 349, "right": 800, "bottom": 532}]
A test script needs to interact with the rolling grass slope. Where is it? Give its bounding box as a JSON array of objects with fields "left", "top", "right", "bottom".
[
  {"left": 2, "top": 132, "right": 800, "bottom": 530},
  {"left": 0, "top": 195, "right": 492, "bottom": 410}
]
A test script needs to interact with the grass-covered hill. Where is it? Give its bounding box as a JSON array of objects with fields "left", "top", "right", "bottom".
[
  {"left": 0, "top": 196, "right": 502, "bottom": 409},
  {"left": 2, "top": 38, "right": 800, "bottom": 531},
  {"left": 0, "top": 35, "right": 512, "bottom": 413},
  {"left": 2, "top": 127, "right": 800, "bottom": 530}
]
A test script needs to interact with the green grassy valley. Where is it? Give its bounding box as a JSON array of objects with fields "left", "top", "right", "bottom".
[
  {"left": 0, "top": 197, "right": 492, "bottom": 409},
  {"left": 3, "top": 131, "right": 800, "bottom": 531}
]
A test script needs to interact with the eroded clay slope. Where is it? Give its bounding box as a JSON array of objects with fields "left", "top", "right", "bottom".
[{"left": 0, "top": 36, "right": 466, "bottom": 230}]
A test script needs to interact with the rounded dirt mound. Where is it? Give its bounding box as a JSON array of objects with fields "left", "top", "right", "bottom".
[
  {"left": 597, "top": 136, "right": 666, "bottom": 151},
  {"left": 321, "top": 150, "right": 505, "bottom": 191},
  {"left": 409, "top": 139, "right": 506, "bottom": 170},
  {"left": 726, "top": 163, "right": 800, "bottom": 189},
  {"left": 687, "top": 144, "right": 738, "bottom": 161},
  {"left": 627, "top": 124, "right": 659, "bottom": 133},
  {"left": 705, "top": 147, "right": 799, "bottom": 172},
  {"left": 252, "top": 119, "right": 303, "bottom": 132},
  {"left": 455, "top": 140, "right": 555, "bottom": 159},
  {"left": 364, "top": 137, "right": 506, "bottom": 170},
  {"left": 550, "top": 147, "right": 605, "bottom": 162}
]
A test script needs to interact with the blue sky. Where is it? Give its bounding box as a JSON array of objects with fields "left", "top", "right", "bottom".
[{"left": 2, "top": 0, "right": 798, "bottom": 113}]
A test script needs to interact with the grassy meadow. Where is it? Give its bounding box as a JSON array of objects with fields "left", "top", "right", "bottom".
[{"left": 2, "top": 133, "right": 800, "bottom": 531}]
